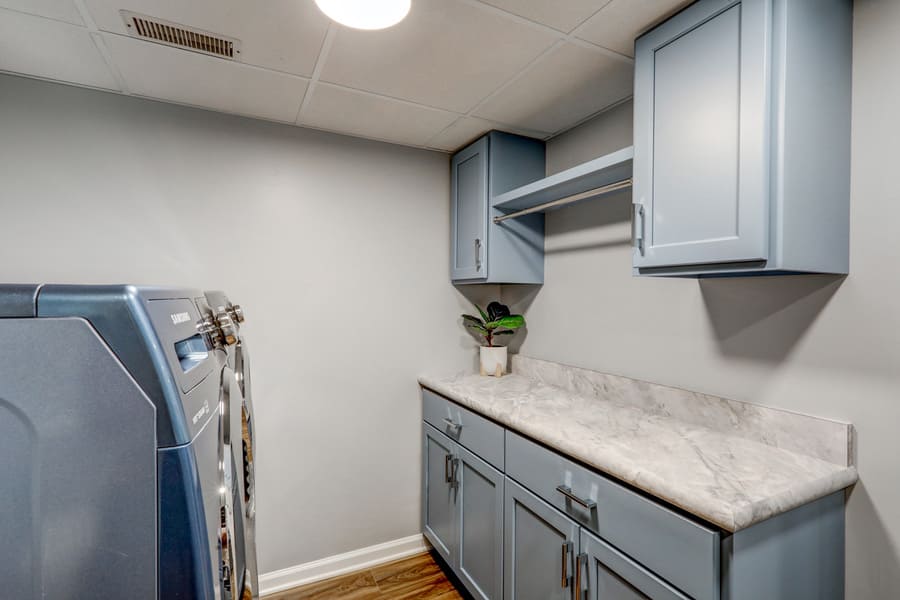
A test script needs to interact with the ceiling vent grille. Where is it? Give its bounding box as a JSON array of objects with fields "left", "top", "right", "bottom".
[{"left": 120, "top": 11, "right": 241, "bottom": 60}]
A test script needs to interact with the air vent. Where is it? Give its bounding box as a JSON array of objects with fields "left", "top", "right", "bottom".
[{"left": 121, "top": 10, "right": 241, "bottom": 60}]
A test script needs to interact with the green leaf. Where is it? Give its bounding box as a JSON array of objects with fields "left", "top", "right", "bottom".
[
  {"left": 461, "top": 314, "right": 484, "bottom": 327},
  {"left": 494, "top": 315, "right": 525, "bottom": 330},
  {"left": 475, "top": 303, "right": 489, "bottom": 323},
  {"left": 493, "top": 330, "right": 514, "bottom": 336}
]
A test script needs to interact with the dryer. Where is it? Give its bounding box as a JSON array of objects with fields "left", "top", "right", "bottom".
[
  {"left": 204, "top": 291, "right": 259, "bottom": 600},
  {"left": 0, "top": 284, "right": 238, "bottom": 599}
]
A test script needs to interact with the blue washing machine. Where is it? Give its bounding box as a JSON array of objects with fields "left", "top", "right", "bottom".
[{"left": 0, "top": 284, "right": 240, "bottom": 599}]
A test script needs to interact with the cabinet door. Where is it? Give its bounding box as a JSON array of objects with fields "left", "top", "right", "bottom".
[
  {"left": 579, "top": 530, "right": 688, "bottom": 600},
  {"left": 451, "top": 136, "right": 489, "bottom": 281},
  {"left": 505, "top": 478, "right": 579, "bottom": 600},
  {"left": 457, "top": 446, "right": 504, "bottom": 600},
  {"left": 633, "top": 0, "right": 770, "bottom": 269},
  {"left": 422, "top": 424, "right": 458, "bottom": 566}
]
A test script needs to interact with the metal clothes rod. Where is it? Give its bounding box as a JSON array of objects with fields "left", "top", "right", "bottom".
[{"left": 493, "top": 178, "right": 633, "bottom": 224}]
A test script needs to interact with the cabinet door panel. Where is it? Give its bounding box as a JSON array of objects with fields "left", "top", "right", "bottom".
[
  {"left": 633, "top": 0, "right": 770, "bottom": 269},
  {"left": 423, "top": 424, "right": 457, "bottom": 566},
  {"left": 451, "top": 137, "right": 489, "bottom": 281},
  {"left": 458, "top": 446, "right": 504, "bottom": 600},
  {"left": 580, "top": 530, "right": 688, "bottom": 600},
  {"left": 504, "top": 479, "right": 579, "bottom": 600}
]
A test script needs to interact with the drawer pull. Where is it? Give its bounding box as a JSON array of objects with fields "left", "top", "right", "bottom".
[
  {"left": 442, "top": 417, "right": 462, "bottom": 433},
  {"left": 556, "top": 485, "right": 597, "bottom": 510},
  {"left": 561, "top": 541, "right": 573, "bottom": 588}
]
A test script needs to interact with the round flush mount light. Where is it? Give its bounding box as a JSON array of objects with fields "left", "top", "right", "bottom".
[{"left": 314, "top": 0, "right": 411, "bottom": 30}]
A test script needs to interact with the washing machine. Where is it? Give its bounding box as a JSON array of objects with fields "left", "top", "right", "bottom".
[
  {"left": 204, "top": 290, "right": 259, "bottom": 600},
  {"left": 0, "top": 284, "right": 239, "bottom": 599}
]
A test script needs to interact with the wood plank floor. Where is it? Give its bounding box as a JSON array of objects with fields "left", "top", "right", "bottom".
[{"left": 265, "top": 552, "right": 466, "bottom": 600}]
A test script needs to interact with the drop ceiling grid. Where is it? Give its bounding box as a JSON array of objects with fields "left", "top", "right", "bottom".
[{"left": 0, "top": 0, "right": 672, "bottom": 151}]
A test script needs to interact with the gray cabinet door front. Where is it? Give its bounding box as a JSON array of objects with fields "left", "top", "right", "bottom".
[
  {"left": 423, "top": 424, "right": 458, "bottom": 567},
  {"left": 580, "top": 530, "right": 689, "bottom": 600},
  {"left": 457, "top": 446, "right": 504, "bottom": 600},
  {"left": 451, "top": 136, "right": 489, "bottom": 281},
  {"left": 504, "top": 478, "right": 579, "bottom": 600},
  {"left": 633, "top": 0, "right": 770, "bottom": 269}
]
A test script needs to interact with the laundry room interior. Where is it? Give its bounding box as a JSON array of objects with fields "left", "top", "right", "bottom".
[{"left": 0, "top": 0, "right": 898, "bottom": 598}]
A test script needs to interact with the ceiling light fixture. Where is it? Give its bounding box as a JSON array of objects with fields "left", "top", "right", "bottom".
[{"left": 314, "top": 0, "right": 411, "bottom": 30}]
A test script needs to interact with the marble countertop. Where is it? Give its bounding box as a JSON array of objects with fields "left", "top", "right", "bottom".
[{"left": 419, "top": 356, "right": 858, "bottom": 532}]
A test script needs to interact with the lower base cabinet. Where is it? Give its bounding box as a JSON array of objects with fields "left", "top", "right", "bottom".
[
  {"left": 580, "top": 529, "right": 687, "bottom": 600},
  {"left": 421, "top": 389, "right": 847, "bottom": 600},
  {"left": 423, "top": 423, "right": 503, "bottom": 600},
  {"left": 504, "top": 479, "right": 578, "bottom": 600},
  {"left": 504, "top": 479, "right": 685, "bottom": 600}
]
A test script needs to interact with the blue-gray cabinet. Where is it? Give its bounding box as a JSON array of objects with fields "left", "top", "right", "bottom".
[
  {"left": 421, "top": 388, "right": 846, "bottom": 600},
  {"left": 632, "top": 0, "right": 852, "bottom": 276},
  {"left": 422, "top": 424, "right": 457, "bottom": 564},
  {"left": 504, "top": 479, "right": 579, "bottom": 600},
  {"left": 422, "top": 422, "right": 503, "bottom": 600},
  {"left": 580, "top": 529, "right": 688, "bottom": 600},
  {"left": 458, "top": 446, "right": 504, "bottom": 600},
  {"left": 450, "top": 131, "right": 546, "bottom": 284}
]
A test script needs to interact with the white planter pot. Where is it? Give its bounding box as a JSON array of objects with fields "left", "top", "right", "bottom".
[{"left": 479, "top": 346, "right": 508, "bottom": 377}]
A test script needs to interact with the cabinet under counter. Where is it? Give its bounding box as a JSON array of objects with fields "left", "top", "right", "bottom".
[{"left": 419, "top": 355, "right": 856, "bottom": 599}]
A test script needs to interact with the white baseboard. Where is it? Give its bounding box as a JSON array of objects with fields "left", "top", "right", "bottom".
[{"left": 258, "top": 534, "right": 430, "bottom": 596}]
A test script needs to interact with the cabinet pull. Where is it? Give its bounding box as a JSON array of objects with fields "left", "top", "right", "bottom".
[
  {"left": 556, "top": 485, "right": 597, "bottom": 510},
  {"left": 444, "top": 454, "right": 453, "bottom": 483},
  {"left": 475, "top": 238, "right": 482, "bottom": 271},
  {"left": 450, "top": 457, "right": 459, "bottom": 490},
  {"left": 561, "top": 541, "right": 573, "bottom": 588},
  {"left": 574, "top": 553, "right": 587, "bottom": 600},
  {"left": 442, "top": 417, "right": 462, "bottom": 433},
  {"left": 632, "top": 203, "right": 645, "bottom": 255}
]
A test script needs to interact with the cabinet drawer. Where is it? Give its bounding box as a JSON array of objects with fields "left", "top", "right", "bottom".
[
  {"left": 506, "top": 431, "right": 720, "bottom": 600},
  {"left": 422, "top": 388, "right": 504, "bottom": 470}
]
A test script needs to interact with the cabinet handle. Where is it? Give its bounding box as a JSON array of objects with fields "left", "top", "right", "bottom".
[
  {"left": 442, "top": 417, "right": 462, "bottom": 433},
  {"left": 574, "top": 553, "right": 587, "bottom": 600},
  {"left": 444, "top": 454, "right": 453, "bottom": 483},
  {"left": 450, "top": 457, "right": 459, "bottom": 490},
  {"left": 632, "top": 203, "right": 645, "bottom": 256},
  {"left": 561, "top": 541, "right": 573, "bottom": 588},
  {"left": 556, "top": 485, "right": 597, "bottom": 510},
  {"left": 475, "top": 238, "right": 482, "bottom": 271}
]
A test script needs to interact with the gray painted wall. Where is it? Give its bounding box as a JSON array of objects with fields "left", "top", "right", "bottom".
[
  {"left": 0, "top": 74, "right": 498, "bottom": 574},
  {"left": 506, "top": 1, "right": 900, "bottom": 597}
]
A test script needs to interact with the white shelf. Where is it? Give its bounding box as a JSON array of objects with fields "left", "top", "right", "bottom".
[{"left": 492, "top": 146, "right": 634, "bottom": 214}]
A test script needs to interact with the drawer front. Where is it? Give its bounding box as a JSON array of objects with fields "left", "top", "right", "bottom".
[
  {"left": 422, "top": 388, "right": 504, "bottom": 470},
  {"left": 506, "top": 432, "right": 720, "bottom": 600}
]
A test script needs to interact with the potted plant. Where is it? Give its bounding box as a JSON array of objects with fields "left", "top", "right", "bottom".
[{"left": 462, "top": 301, "right": 525, "bottom": 377}]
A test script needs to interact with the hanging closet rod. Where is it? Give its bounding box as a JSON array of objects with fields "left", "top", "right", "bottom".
[{"left": 493, "top": 178, "right": 633, "bottom": 224}]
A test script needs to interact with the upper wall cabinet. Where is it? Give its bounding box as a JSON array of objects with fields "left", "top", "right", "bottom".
[
  {"left": 451, "top": 132, "right": 546, "bottom": 284},
  {"left": 632, "top": 0, "right": 852, "bottom": 277}
]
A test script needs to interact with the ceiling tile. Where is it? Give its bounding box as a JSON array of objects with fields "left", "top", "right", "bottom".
[
  {"left": 575, "top": 0, "right": 692, "bottom": 57},
  {"left": 477, "top": 0, "right": 612, "bottom": 33},
  {"left": 320, "top": 0, "right": 559, "bottom": 113},
  {"left": 83, "top": 0, "right": 330, "bottom": 77},
  {"left": 473, "top": 42, "right": 632, "bottom": 134},
  {"left": 0, "top": 8, "right": 118, "bottom": 89},
  {"left": 0, "top": 0, "right": 83, "bottom": 25},
  {"left": 426, "top": 116, "right": 550, "bottom": 152},
  {"left": 102, "top": 33, "right": 308, "bottom": 122},
  {"left": 299, "top": 83, "right": 458, "bottom": 148}
]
